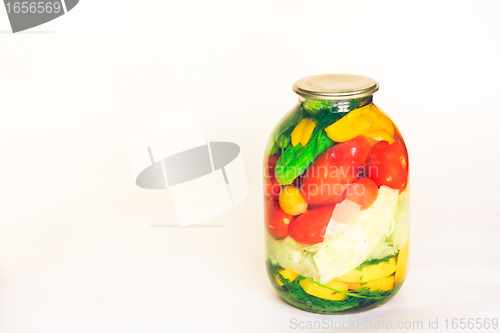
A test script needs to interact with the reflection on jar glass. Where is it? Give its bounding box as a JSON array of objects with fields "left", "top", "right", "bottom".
[{"left": 264, "top": 74, "right": 409, "bottom": 314}]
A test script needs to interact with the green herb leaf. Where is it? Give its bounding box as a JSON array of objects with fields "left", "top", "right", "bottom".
[
  {"left": 355, "top": 253, "right": 398, "bottom": 271},
  {"left": 302, "top": 99, "right": 336, "bottom": 115}
]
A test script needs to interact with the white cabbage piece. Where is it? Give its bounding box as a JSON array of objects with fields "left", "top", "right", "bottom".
[
  {"left": 324, "top": 199, "right": 361, "bottom": 239},
  {"left": 391, "top": 189, "right": 410, "bottom": 250},
  {"left": 329, "top": 199, "right": 362, "bottom": 227}
]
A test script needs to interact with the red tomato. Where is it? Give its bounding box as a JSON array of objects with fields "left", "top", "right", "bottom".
[
  {"left": 289, "top": 206, "right": 336, "bottom": 244},
  {"left": 307, "top": 196, "right": 344, "bottom": 210},
  {"left": 291, "top": 175, "right": 301, "bottom": 189},
  {"left": 329, "top": 136, "right": 372, "bottom": 166},
  {"left": 264, "top": 155, "right": 281, "bottom": 200},
  {"left": 302, "top": 183, "right": 347, "bottom": 206},
  {"left": 345, "top": 178, "right": 379, "bottom": 210},
  {"left": 268, "top": 154, "right": 278, "bottom": 169},
  {"left": 265, "top": 200, "right": 295, "bottom": 239},
  {"left": 365, "top": 140, "right": 409, "bottom": 191},
  {"left": 301, "top": 136, "right": 371, "bottom": 205}
]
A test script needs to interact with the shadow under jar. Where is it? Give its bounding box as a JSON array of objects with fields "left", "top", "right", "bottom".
[{"left": 264, "top": 74, "right": 409, "bottom": 314}]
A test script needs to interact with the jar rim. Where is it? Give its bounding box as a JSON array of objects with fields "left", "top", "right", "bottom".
[{"left": 292, "top": 74, "right": 379, "bottom": 100}]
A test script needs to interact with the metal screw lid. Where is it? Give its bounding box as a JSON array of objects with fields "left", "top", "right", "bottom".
[{"left": 292, "top": 74, "right": 379, "bottom": 100}]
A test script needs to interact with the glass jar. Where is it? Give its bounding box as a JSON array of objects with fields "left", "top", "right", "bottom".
[{"left": 264, "top": 74, "right": 409, "bottom": 314}]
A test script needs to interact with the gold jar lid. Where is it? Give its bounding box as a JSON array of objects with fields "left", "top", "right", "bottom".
[{"left": 292, "top": 74, "right": 379, "bottom": 100}]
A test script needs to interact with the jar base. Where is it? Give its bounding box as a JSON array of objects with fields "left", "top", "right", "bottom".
[
  {"left": 268, "top": 260, "right": 403, "bottom": 315},
  {"left": 275, "top": 286, "right": 401, "bottom": 315}
]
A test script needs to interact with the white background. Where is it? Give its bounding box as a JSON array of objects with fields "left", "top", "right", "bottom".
[{"left": 1, "top": 1, "right": 499, "bottom": 332}]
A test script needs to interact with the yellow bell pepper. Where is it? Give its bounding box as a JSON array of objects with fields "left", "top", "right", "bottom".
[
  {"left": 370, "top": 105, "right": 395, "bottom": 136},
  {"left": 299, "top": 279, "right": 348, "bottom": 301},
  {"left": 335, "top": 257, "right": 397, "bottom": 283},
  {"left": 324, "top": 105, "right": 378, "bottom": 142},
  {"left": 363, "top": 129, "right": 395, "bottom": 144},
  {"left": 325, "top": 104, "right": 396, "bottom": 143},
  {"left": 275, "top": 269, "right": 299, "bottom": 286},
  {"left": 291, "top": 118, "right": 316, "bottom": 147},
  {"left": 347, "top": 276, "right": 395, "bottom": 291},
  {"left": 395, "top": 242, "right": 409, "bottom": 286}
]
